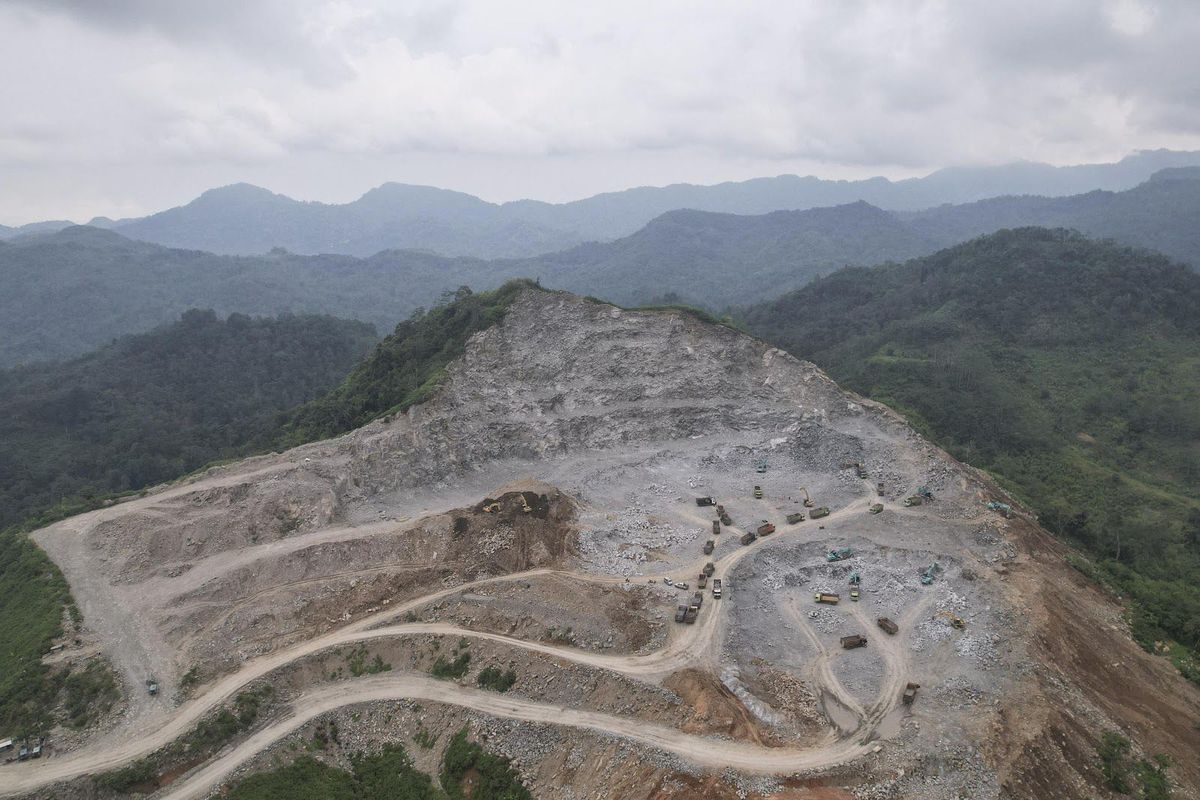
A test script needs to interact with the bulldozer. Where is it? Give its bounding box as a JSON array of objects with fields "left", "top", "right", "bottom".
[
  {"left": 868, "top": 503, "right": 883, "bottom": 514},
  {"left": 753, "top": 485, "right": 763, "bottom": 500},
  {"left": 937, "top": 611, "right": 966, "bottom": 630},
  {"left": 903, "top": 495, "right": 923, "bottom": 507},
  {"left": 798, "top": 487, "right": 815, "bottom": 508}
]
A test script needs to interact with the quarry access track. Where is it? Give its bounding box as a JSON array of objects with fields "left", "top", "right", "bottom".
[{"left": 3, "top": 495, "right": 902, "bottom": 798}]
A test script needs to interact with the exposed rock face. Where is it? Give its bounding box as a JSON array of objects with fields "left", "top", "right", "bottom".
[{"left": 29, "top": 289, "right": 1200, "bottom": 799}]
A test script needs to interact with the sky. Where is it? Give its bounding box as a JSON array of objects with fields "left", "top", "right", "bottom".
[{"left": 1, "top": 0, "right": 1199, "bottom": 224}]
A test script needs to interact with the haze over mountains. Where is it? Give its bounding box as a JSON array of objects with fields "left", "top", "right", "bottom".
[
  {"left": 3, "top": 149, "right": 1198, "bottom": 259},
  {"left": 5, "top": 164, "right": 1200, "bottom": 368}
]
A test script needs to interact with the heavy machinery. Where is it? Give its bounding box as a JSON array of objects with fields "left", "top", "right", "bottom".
[
  {"left": 877, "top": 617, "right": 899, "bottom": 635},
  {"left": 712, "top": 578, "right": 723, "bottom": 598},
  {"left": 903, "top": 682, "right": 921, "bottom": 704},
  {"left": 848, "top": 571, "right": 861, "bottom": 585},
  {"left": 868, "top": 503, "right": 883, "bottom": 514},
  {"left": 756, "top": 520, "right": 776, "bottom": 536},
  {"left": 827, "top": 547, "right": 853, "bottom": 562},
  {"left": 675, "top": 605, "right": 687, "bottom": 623},
  {"left": 740, "top": 531, "right": 757, "bottom": 546},
  {"left": 755, "top": 458, "right": 768, "bottom": 474},
  {"left": 841, "top": 634, "right": 867, "bottom": 649},
  {"left": 695, "top": 496, "right": 715, "bottom": 507},
  {"left": 519, "top": 495, "right": 532, "bottom": 513},
  {"left": 904, "top": 495, "right": 924, "bottom": 507},
  {"left": 814, "top": 592, "right": 840, "bottom": 605},
  {"left": 697, "top": 573, "right": 708, "bottom": 589},
  {"left": 786, "top": 511, "right": 805, "bottom": 524},
  {"left": 482, "top": 500, "right": 501, "bottom": 513},
  {"left": 917, "top": 486, "right": 933, "bottom": 500},
  {"left": 753, "top": 485, "right": 763, "bottom": 499},
  {"left": 876, "top": 482, "right": 886, "bottom": 497},
  {"left": 146, "top": 678, "right": 159, "bottom": 696},
  {"left": 854, "top": 462, "right": 869, "bottom": 479},
  {"left": 712, "top": 519, "right": 721, "bottom": 535},
  {"left": 703, "top": 562, "right": 716, "bottom": 577},
  {"left": 720, "top": 511, "right": 733, "bottom": 527},
  {"left": 850, "top": 586, "right": 860, "bottom": 601},
  {"left": 798, "top": 487, "right": 815, "bottom": 508},
  {"left": 986, "top": 500, "right": 1013, "bottom": 518},
  {"left": 920, "top": 563, "right": 942, "bottom": 585},
  {"left": 937, "top": 610, "right": 967, "bottom": 630},
  {"left": 810, "top": 506, "right": 830, "bottom": 519},
  {"left": 703, "top": 539, "right": 715, "bottom": 555}
]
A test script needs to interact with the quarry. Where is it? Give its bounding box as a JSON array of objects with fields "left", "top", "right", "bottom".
[{"left": 4, "top": 289, "right": 1199, "bottom": 800}]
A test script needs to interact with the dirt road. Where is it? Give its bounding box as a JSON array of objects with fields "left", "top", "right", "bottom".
[{"left": 4, "top": 498, "right": 895, "bottom": 797}]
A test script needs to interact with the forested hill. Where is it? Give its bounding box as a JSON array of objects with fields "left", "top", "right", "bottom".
[
  {"left": 516, "top": 201, "right": 936, "bottom": 307},
  {"left": 0, "top": 310, "right": 377, "bottom": 530},
  {"left": 741, "top": 228, "right": 1200, "bottom": 670},
  {"left": 905, "top": 168, "right": 1200, "bottom": 270}
]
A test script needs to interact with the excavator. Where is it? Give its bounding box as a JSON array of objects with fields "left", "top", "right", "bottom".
[
  {"left": 798, "top": 487, "right": 815, "bottom": 508},
  {"left": 937, "top": 610, "right": 966, "bottom": 630},
  {"left": 920, "top": 562, "right": 942, "bottom": 585}
]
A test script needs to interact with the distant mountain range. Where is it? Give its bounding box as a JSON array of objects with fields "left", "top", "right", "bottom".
[
  {"left": 5, "top": 166, "right": 1200, "bottom": 367},
  {"left": 3, "top": 149, "right": 1198, "bottom": 259}
]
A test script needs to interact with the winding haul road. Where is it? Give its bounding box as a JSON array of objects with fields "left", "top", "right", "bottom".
[{"left": 4, "top": 488, "right": 924, "bottom": 799}]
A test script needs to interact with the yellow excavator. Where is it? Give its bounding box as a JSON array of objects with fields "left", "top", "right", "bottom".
[
  {"left": 937, "top": 611, "right": 966, "bottom": 630},
  {"left": 798, "top": 487, "right": 815, "bottom": 508}
]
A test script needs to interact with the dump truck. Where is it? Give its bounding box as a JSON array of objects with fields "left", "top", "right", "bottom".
[
  {"left": 712, "top": 579, "right": 722, "bottom": 598},
  {"left": 712, "top": 519, "right": 721, "bottom": 535},
  {"left": 697, "top": 573, "right": 708, "bottom": 589},
  {"left": 740, "top": 531, "right": 757, "bottom": 546},
  {"left": 877, "top": 617, "right": 899, "bottom": 635},
  {"left": 854, "top": 462, "right": 869, "bottom": 479},
  {"left": 904, "top": 495, "right": 924, "bottom": 507},
  {"left": 684, "top": 607, "right": 698, "bottom": 624},
  {"left": 826, "top": 547, "right": 853, "bottom": 562},
  {"left": 753, "top": 485, "right": 763, "bottom": 499},
  {"left": 675, "top": 605, "right": 687, "bottom": 623},
  {"left": 756, "top": 521, "right": 776, "bottom": 536},
  {"left": 703, "top": 539, "right": 715, "bottom": 555},
  {"left": 693, "top": 591, "right": 704, "bottom": 609},
  {"left": 30, "top": 738, "right": 42, "bottom": 759},
  {"left": 810, "top": 506, "right": 830, "bottom": 519},
  {"left": 814, "top": 592, "right": 840, "bottom": 605},
  {"left": 703, "top": 562, "right": 715, "bottom": 576},
  {"left": 868, "top": 503, "right": 883, "bottom": 514},
  {"left": 841, "top": 634, "right": 867, "bottom": 649},
  {"left": 695, "top": 496, "right": 715, "bottom": 507},
  {"left": 902, "top": 682, "right": 920, "bottom": 704},
  {"left": 720, "top": 512, "right": 733, "bottom": 526},
  {"left": 876, "top": 482, "right": 885, "bottom": 496},
  {"left": 786, "top": 511, "right": 805, "bottom": 524}
]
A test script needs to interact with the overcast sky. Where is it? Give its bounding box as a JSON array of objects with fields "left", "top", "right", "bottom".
[{"left": 1, "top": 0, "right": 1198, "bottom": 224}]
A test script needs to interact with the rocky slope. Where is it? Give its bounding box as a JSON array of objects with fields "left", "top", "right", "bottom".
[{"left": 18, "top": 288, "right": 1200, "bottom": 800}]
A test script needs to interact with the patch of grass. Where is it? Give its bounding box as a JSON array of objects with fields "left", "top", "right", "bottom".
[
  {"left": 413, "top": 726, "right": 438, "bottom": 750},
  {"left": 62, "top": 657, "right": 119, "bottom": 728},
  {"left": 440, "top": 728, "right": 530, "bottom": 800},
  {"left": 430, "top": 652, "right": 471, "bottom": 680},
  {"left": 223, "top": 744, "right": 445, "bottom": 800},
  {"left": 475, "top": 665, "right": 517, "bottom": 693},
  {"left": 345, "top": 645, "right": 392, "bottom": 677}
]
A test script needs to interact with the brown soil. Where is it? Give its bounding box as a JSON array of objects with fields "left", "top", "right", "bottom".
[{"left": 663, "top": 668, "right": 780, "bottom": 745}]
